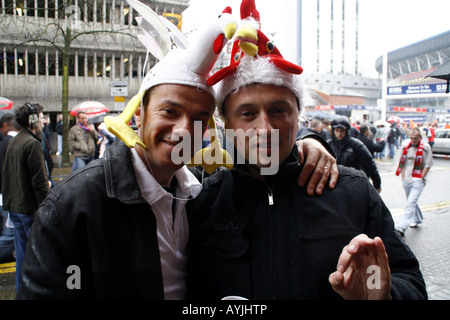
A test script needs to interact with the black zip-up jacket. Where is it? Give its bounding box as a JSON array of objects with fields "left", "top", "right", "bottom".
[
  {"left": 2, "top": 129, "right": 49, "bottom": 215},
  {"left": 17, "top": 140, "right": 165, "bottom": 299},
  {"left": 357, "top": 132, "right": 386, "bottom": 156},
  {"left": 328, "top": 134, "right": 382, "bottom": 190},
  {"left": 186, "top": 147, "right": 427, "bottom": 300}
]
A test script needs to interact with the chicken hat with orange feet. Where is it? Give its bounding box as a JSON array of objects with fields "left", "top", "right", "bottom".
[{"left": 209, "top": 0, "right": 305, "bottom": 115}]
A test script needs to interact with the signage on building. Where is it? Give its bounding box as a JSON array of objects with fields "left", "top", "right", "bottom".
[
  {"left": 315, "top": 105, "right": 333, "bottom": 110},
  {"left": 110, "top": 81, "right": 128, "bottom": 97},
  {"left": 387, "top": 83, "right": 448, "bottom": 95},
  {"left": 162, "top": 13, "right": 182, "bottom": 30},
  {"left": 398, "top": 115, "right": 427, "bottom": 122},
  {"left": 114, "top": 96, "right": 126, "bottom": 111},
  {"left": 389, "top": 106, "right": 428, "bottom": 113},
  {"left": 387, "top": 107, "right": 450, "bottom": 113},
  {"left": 333, "top": 105, "right": 380, "bottom": 111}
]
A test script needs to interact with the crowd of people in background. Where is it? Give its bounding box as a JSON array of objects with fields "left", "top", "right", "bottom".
[
  {"left": 300, "top": 115, "right": 441, "bottom": 162},
  {"left": 299, "top": 113, "right": 435, "bottom": 239},
  {"left": 0, "top": 107, "right": 116, "bottom": 270}
]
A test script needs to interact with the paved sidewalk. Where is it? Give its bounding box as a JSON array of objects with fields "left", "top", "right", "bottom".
[{"left": 402, "top": 208, "right": 450, "bottom": 300}]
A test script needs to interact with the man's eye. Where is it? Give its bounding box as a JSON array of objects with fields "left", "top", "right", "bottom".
[
  {"left": 272, "top": 106, "right": 290, "bottom": 115},
  {"left": 241, "top": 111, "right": 253, "bottom": 117},
  {"left": 164, "top": 108, "right": 175, "bottom": 115}
]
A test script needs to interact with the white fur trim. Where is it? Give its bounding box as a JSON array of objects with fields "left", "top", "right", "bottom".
[{"left": 216, "top": 56, "right": 304, "bottom": 114}]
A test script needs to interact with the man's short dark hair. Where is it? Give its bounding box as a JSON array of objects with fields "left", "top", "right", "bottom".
[
  {"left": 359, "top": 124, "right": 369, "bottom": 135},
  {"left": 15, "top": 103, "right": 43, "bottom": 129},
  {"left": 0, "top": 113, "right": 15, "bottom": 127}
]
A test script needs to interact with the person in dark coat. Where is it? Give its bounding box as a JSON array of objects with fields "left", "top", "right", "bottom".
[
  {"left": 0, "top": 113, "right": 17, "bottom": 263},
  {"left": 307, "top": 118, "right": 331, "bottom": 141},
  {"left": 357, "top": 124, "right": 386, "bottom": 157},
  {"left": 186, "top": 82, "right": 425, "bottom": 300},
  {"left": 328, "top": 116, "right": 382, "bottom": 192},
  {"left": 186, "top": 14, "right": 425, "bottom": 300},
  {"left": 2, "top": 103, "right": 50, "bottom": 289}
]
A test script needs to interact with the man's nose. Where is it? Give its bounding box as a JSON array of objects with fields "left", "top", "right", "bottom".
[
  {"left": 172, "top": 116, "right": 192, "bottom": 138},
  {"left": 256, "top": 113, "right": 274, "bottom": 132}
]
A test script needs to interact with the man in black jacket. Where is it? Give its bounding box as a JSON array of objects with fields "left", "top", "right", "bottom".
[
  {"left": 357, "top": 124, "right": 386, "bottom": 157},
  {"left": 328, "top": 116, "right": 382, "bottom": 193},
  {"left": 186, "top": 16, "right": 426, "bottom": 300}
]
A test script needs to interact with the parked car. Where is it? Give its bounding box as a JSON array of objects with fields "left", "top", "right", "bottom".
[{"left": 432, "top": 129, "right": 450, "bottom": 155}]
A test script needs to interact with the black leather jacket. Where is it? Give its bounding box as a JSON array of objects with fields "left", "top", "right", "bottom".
[
  {"left": 186, "top": 147, "right": 427, "bottom": 300},
  {"left": 328, "top": 134, "right": 382, "bottom": 190},
  {"left": 357, "top": 132, "right": 386, "bottom": 156},
  {"left": 17, "top": 140, "right": 165, "bottom": 299}
]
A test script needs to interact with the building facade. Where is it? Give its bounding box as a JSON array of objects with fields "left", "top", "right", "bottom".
[
  {"left": 375, "top": 30, "right": 450, "bottom": 124},
  {"left": 0, "top": 0, "right": 189, "bottom": 114},
  {"left": 302, "top": 0, "right": 360, "bottom": 77},
  {"left": 299, "top": 0, "right": 382, "bottom": 122}
]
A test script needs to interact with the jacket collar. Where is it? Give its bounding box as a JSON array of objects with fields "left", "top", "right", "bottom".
[
  {"left": 331, "top": 132, "right": 350, "bottom": 148},
  {"left": 19, "top": 128, "right": 42, "bottom": 142},
  {"left": 102, "top": 140, "right": 203, "bottom": 204},
  {"left": 130, "top": 148, "right": 202, "bottom": 205},
  {"left": 102, "top": 140, "right": 145, "bottom": 203},
  {"left": 233, "top": 145, "right": 302, "bottom": 185}
]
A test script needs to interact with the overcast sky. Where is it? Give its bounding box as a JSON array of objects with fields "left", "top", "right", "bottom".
[{"left": 183, "top": 0, "right": 450, "bottom": 78}]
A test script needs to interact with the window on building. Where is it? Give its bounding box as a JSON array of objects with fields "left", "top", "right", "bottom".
[
  {"left": 78, "top": 53, "right": 85, "bottom": 77},
  {"left": 68, "top": 54, "right": 75, "bottom": 76},
  {"left": 28, "top": 51, "right": 36, "bottom": 75},
  {"left": 47, "top": 0, "right": 56, "bottom": 19},
  {"left": 38, "top": 50, "right": 47, "bottom": 75},
  {"left": 16, "top": 51, "right": 25, "bottom": 75},
  {"left": 0, "top": 51, "right": 4, "bottom": 74},
  {"left": 48, "top": 51, "right": 57, "bottom": 76},
  {"left": 87, "top": 55, "right": 95, "bottom": 77},
  {"left": 2, "top": 0, "right": 15, "bottom": 15}
]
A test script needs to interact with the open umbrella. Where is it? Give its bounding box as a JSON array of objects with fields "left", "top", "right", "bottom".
[
  {"left": 304, "top": 110, "right": 335, "bottom": 121},
  {"left": 70, "top": 101, "right": 109, "bottom": 118},
  {"left": 425, "top": 58, "right": 450, "bottom": 93},
  {"left": 0, "top": 97, "right": 14, "bottom": 110},
  {"left": 387, "top": 115, "right": 403, "bottom": 124}
]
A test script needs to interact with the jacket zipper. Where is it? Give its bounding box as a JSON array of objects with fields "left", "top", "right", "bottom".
[
  {"left": 268, "top": 187, "right": 274, "bottom": 206},
  {"left": 267, "top": 185, "right": 277, "bottom": 298}
]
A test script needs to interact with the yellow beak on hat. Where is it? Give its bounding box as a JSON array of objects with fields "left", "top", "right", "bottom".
[
  {"left": 187, "top": 115, "right": 233, "bottom": 174},
  {"left": 224, "top": 22, "right": 238, "bottom": 40},
  {"left": 236, "top": 24, "right": 258, "bottom": 57},
  {"left": 104, "top": 94, "right": 146, "bottom": 149}
]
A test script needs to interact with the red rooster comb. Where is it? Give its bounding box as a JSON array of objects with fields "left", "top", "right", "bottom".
[{"left": 207, "top": 0, "right": 303, "bottom": 86}]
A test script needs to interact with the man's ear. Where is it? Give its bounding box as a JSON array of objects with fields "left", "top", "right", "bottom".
[{"left": 134, "top": 107, "right": 142, "bottom": 128}]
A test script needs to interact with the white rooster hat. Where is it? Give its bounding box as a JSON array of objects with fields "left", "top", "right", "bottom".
[
  {"left": 136, "top": 2, "right": 237, "bottom": 97},
  {"left": 104, "top": 0, "right": 236, "bottom": 172}
]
